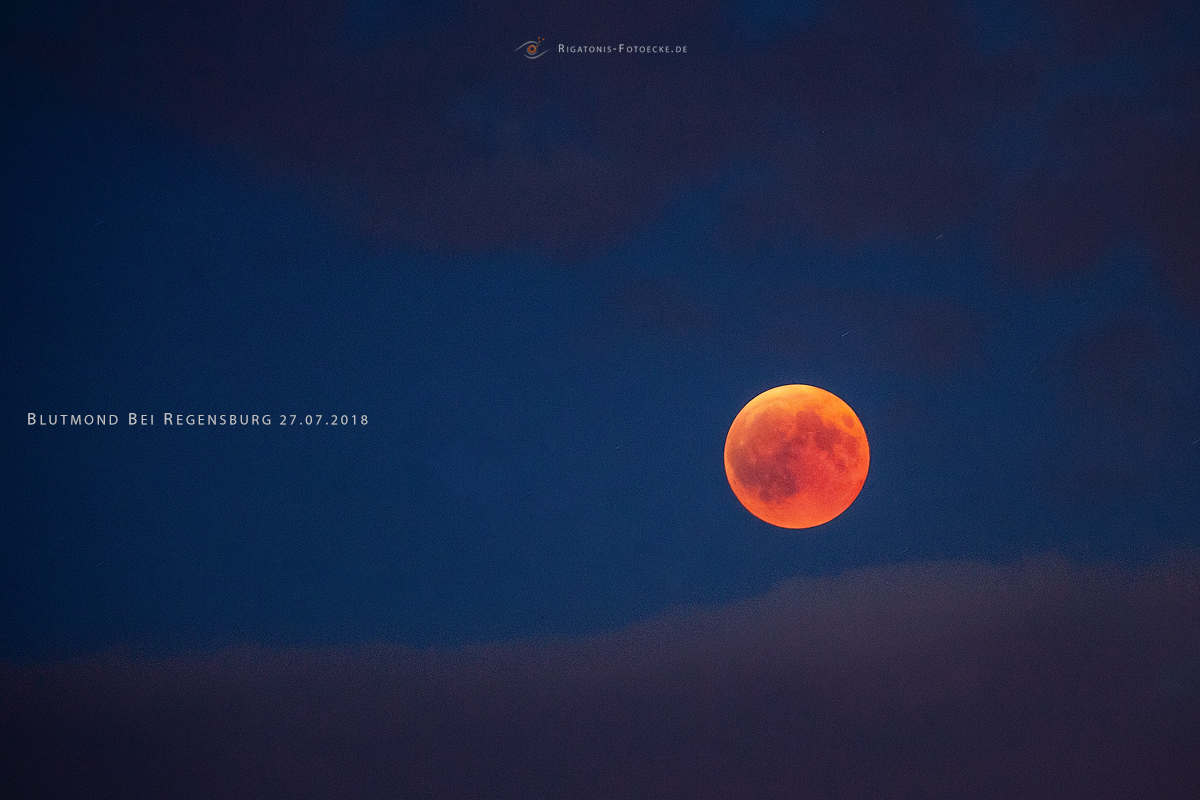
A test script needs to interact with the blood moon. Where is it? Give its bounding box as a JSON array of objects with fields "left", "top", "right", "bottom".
[{"left": 724, "top": 385, "right": 869, "bottom": 529}]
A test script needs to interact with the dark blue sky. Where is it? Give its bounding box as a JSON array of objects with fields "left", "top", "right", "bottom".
[{"left": 2, "top": 1, "right": 1200, "bottom": 796}]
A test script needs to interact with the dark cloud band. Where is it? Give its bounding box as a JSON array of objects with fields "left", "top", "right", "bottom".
[{"left": 4, "top": 552, "right": 1198, "bottom": 798}]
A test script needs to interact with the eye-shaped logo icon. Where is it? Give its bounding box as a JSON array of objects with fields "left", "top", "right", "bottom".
[{"left": 516, "top": 37, "right": 546, "bottom": 59}]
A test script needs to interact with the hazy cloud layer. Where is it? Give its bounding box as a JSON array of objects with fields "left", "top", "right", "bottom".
[
  {"left": 7, "top": 0, "right": 1198, "bottom": 309},
  {"left": 4, "top": 552, "right": 1198, "bottom": 798}
]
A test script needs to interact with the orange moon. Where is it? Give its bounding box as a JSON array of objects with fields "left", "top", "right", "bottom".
[{"left": 724, "top": 385, "right": 869, "bottom": 529}]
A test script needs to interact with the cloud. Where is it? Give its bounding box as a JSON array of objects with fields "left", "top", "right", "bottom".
[
  {"left": 994, "top": 97, "right": 1200, "bottom": 312},
  {"left": 8, "top": 0, "right": 1197, "bottom": 313},
  {"left": 4, "top": 552, "right": 1199, "bottom": 798}
]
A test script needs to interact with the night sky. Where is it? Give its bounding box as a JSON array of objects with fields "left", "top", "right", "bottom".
[{"left": 3, "top": 1, "right": 1200, "bottom": 796}]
